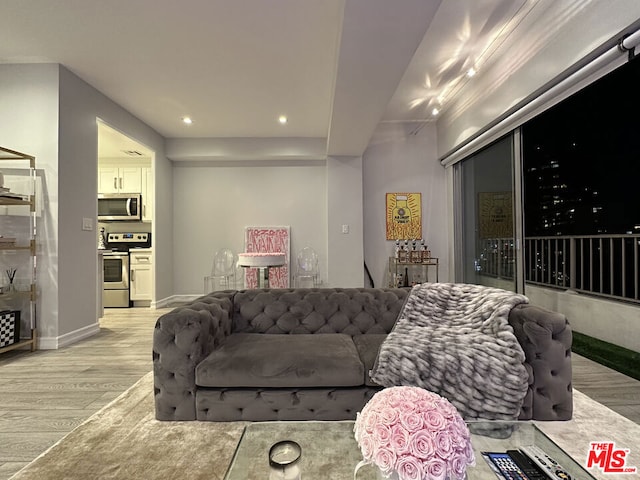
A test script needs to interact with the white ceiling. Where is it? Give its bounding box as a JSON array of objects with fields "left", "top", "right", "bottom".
[{"left": 1, "top": 0, "right": 538, "bottom": 159}]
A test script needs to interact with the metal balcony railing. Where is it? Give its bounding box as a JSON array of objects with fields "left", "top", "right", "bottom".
[
  {"left": 475, "top": 238, "right": 516, "bottom": 280},
  {"left": 477, "top": 234, "right": 640, "bottom": 304}
]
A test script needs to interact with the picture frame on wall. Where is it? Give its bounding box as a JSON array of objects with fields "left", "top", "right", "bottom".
[
  {"left": 386, "top": 192, "right": 422, "bottom": 240},
  {"left": 243, "top": 226, "right": 290, "bottom": 288}
]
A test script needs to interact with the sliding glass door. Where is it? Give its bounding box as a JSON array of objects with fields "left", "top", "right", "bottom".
[{"left": 456, "top": 134, "right": 522, "bottom": 293}]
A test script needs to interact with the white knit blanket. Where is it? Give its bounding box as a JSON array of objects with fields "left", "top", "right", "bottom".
[{"left": 371, "top": 283, "right": 530, "bottom": 420}]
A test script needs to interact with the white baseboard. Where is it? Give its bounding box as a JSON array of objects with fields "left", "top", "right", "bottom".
[
  {"left": 153, "top": 294, "right": 202, "bottom": 309},
  {"left": 37, "top": 322, "right": 100, "bottom": 350}
]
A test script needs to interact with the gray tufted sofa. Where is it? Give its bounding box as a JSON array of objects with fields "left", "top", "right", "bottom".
[{"left": 153, "top": 288, "right": 573, "bottom": 422}]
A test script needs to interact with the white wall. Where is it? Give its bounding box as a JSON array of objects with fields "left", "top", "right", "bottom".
[
  {"left": 57, "top": 67, "right": 170, "bottom": 343},
  {"left": 172, "top": 160, "right": 328, "bottom": 295},
  {"left": 170, "top": 133, "right": 446, "bottom": 293},
  {"left": 0, "top": 63, "right": 171, "bottom": 348},
  {"left": 526, "top": 285, "right": 640, "bottom": 353},
  {"left": 326, "top": 156, "right": 364, "bottom": 287},
  {"left": 57, "top": 67, "right": 171, "bottom": 339},
  {"left": 362, "top": 123, "right": 448, "bottom": 288}
]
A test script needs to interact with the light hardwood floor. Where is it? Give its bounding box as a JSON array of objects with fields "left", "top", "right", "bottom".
[{"left": 1, "top": 306, "right": 640, "bottom": 480}]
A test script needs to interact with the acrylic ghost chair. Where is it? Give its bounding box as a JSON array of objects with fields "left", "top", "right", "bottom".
[
  {"left": 293, "top": 246, "right": 320, "bottom": 288},
  {"left": 204, "top": 248, "right": 237, "bottom": 293}
]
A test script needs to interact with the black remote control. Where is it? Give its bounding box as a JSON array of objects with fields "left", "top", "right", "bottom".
[
  {"left": 507, "top": 450, "right": 551, "bottom": 479},
  {"left": 482, "top": 452, "right": 529, "bottom": 479}
]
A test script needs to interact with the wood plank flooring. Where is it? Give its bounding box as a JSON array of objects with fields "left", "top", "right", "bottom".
[
  {"left": 0, "top": 307, "right": 171, "bottom": 480},
  {"left": 1, "top": 306, "right": 640, "bottom": 480}
]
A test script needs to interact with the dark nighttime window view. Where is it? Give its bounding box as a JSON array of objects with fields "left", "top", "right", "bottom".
[
  {"left": 523, "top": 55, "right": 640, "bottom": 237},
  {"left": 522, "top": 54, "right": 640, "bottom": 300}
]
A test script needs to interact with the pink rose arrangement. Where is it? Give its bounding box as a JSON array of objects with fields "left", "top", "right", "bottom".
[{"left": 354, "top": 386, "right": 475, "bottom": 480}]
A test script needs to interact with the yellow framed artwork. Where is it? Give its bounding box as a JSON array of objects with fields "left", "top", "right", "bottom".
[{"left": 386, "top": 193, "right": 422, "bottom": 240}]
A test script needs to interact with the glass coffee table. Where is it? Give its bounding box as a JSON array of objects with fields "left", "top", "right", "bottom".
[{"left": 224, "top": 420, "right": 596, "bottom": 479}]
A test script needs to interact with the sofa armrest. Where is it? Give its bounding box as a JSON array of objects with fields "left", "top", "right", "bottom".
[
  {"left": 153, "top": 293, "right": 234, "bottom": 420},
  {"left": 509, "top": 304, "right": 573, "bottom": 421}
]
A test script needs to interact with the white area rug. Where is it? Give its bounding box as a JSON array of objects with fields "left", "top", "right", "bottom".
[{"left": 10, "top": 372, "right": 640, "bottom": 480}]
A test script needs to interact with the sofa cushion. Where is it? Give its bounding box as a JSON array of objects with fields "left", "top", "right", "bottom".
[
  {"left": 352, "top": 334, "right": 387, "bottom": 386},
  {"left": 195, "top": 333, "right": 364, "bottom": 388}
]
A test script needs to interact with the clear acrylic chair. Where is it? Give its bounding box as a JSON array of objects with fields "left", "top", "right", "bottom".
[
  {"left": 204, "top": 248, "right": 237, "bottom": 293},
  {"left": 294, "top": 246, "right": 320, "bottom": 287}
]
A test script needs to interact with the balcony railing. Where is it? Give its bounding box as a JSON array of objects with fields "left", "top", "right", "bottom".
[{"left": 477, "top": 234, "right": 640, "bottom": 304}]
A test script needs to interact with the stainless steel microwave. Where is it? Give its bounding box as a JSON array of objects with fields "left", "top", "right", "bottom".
[{"left": 98, "top": 193, "right": 142, "bottom": 221}]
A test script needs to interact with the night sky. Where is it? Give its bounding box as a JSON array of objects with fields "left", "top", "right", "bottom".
[{"left": 522, "top": 54, "right": 640, "bottom": 236}]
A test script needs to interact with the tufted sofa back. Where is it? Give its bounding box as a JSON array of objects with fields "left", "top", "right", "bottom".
[{"left": 231, "top": 288, "right": 409, "bottom": 335}]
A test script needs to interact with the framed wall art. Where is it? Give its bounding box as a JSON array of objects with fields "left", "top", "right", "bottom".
[
  {"left": 243, "top": 226, "right": 290, "bottom": 288},
  {"left": 386, "top": 193, "right": 422, "bottom": 240}
]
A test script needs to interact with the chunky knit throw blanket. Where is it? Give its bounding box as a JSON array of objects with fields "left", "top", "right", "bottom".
[{"left": 371, "top": 283, "right": 530, "bottom": 420}]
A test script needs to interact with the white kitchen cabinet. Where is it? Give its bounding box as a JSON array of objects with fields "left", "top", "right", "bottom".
[
  {"left": 141, "top": 167, "right": 153, "bottom": 222},
  {"left": 130, "top": 249, "right": 152, "bottom": 302},
  {"left": 98, "top": 166, "right": 142, "bottom": 194}
]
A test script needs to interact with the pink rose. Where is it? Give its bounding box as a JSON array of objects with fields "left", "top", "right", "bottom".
[
  {"left": 463, "top": 442, "right": 476, "bottom": 465},
  {"left": 396, "top": 455, "right": 425, "bottom": 480},
  {"left": 435, "top": 398, "right": 457, "bottom": 418},
  {"left": 402, "top": 387, "right": 423, "bottom": 403},
  {"left": 416, "top": 399, "right": 437, "bottom": 412},
  {"left": 374, "top": 447, "right": 397, "bottom": 477},
  {"left": 373, "top": 423, "right": 392, "bottom": 446},
  {"left": 408, "top": 429, "right": 435, "bottom": 460},
  {"left": 378, "top": 389, "right": 402, "bottom": 408},
  {"left": 451, "top": 454, "right": 470, "bottom": 479},
  {"left": 359, "top": 434, "right": 375, "bottom": 460},
  {"left": 424, "top": 408, "right": 447, "bottom": 431},
  {"left": 434, "top": 430, "right": 452, "bottom": 458},
  {"left": 379, "top": 405, "right": 400, "bottom": 425},
  {"left": 362, "top": 410, "right": 380, "bottom": 433},
  {"left": 389, "top": 424, "right": 411, "bottom": 455},
  {"left": 400, "top": 410, "right": 424, "bottom": 432},
  {"left": 426, "top": 457, "right": 448, "bottom": 480},
  {"left": 399, "top": 400, "right": 418, "bottom": 413}
]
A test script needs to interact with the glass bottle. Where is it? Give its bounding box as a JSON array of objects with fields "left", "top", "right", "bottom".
[
  {"left": 421, "top": 244, "right": 431, "bottom": 262},
  {"left": 410, "top": 240, "right": 421, "bottom": 263},
  {"left": 398, "top": 241, "right": 408, "bottom": 263}
]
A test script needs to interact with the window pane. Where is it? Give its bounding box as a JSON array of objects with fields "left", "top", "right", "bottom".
[
  {"left": 521, "top": 55, "right": 640, "bottom": 302},
  {"left": 460, "top": 135, "right": 516, "bottom": 292}
]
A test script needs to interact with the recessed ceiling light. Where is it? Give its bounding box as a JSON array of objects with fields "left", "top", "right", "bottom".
[
  {"left": 278, "top": 115, "right": 288, "bottom": 124},
  {"left": 431, "top": 107, "right": 440, "bottom": 116},
  {"left": 182, "top": 117, "right": 193, "bottom": 125},
  {"left": 466, "top": 67, "right": 477, "bottom": 78}
]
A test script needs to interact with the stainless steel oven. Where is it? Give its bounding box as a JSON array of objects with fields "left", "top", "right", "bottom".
[
  {"left": 102, "top": 251, "right": 130, "bottom": 308},
  {"left": 101, "top": 232, "right": 151, "bottom": 308}
]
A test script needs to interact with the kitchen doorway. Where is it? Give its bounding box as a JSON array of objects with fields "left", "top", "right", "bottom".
[{"left": 97, "top": 120, "right": 155, "bottom": 313}]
